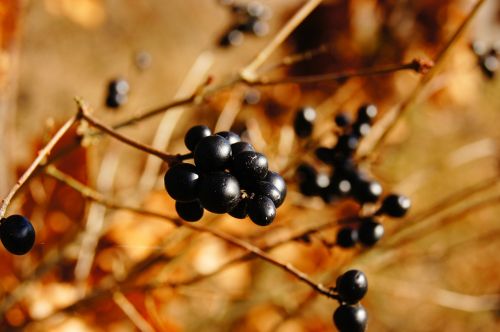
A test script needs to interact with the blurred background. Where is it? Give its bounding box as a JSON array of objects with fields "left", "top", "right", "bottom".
[{"left": 0, "top": 0, "right": 499, "bottom": 331}]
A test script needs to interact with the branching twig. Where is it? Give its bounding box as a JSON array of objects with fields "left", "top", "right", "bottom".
[
  {"left": 0, "top": 115, "right": 79, "bottom": 220},
  {"left": 45, "top": 167, "right": 338, "bottom": 301},
  {"left": 359, "top": 0, "right": 487, "bottom": 159},
  {"left": 76, "top": 99, "right": 186, "bottom": 165}
]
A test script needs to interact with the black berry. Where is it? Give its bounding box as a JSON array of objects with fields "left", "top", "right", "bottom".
[
  {"left": 229, "top": 198, "right": 248, "bottom": 219},
  {"left": 232, "top": 151, "right": 268, "bottom": 181},
  {"left": 231, "top": 141, "right": 255, "bottom": 157},
  {"left": 175, "top": 201, "right": 204, "bottom": 222},
  {"left": 216, "top": 131, "right": 241, "bottom": 144},
  {"left": 336, "top": 270, "right": 368, "bottom": 304},
  {"left": 353, "top": 179, "right": 382, "bottom": 203},
  {"left": 358, "top": 220, "right": 384, "bottom": 246},
  {"left": 336, "top": 227, "right": 358, "bottom": 248},
  {"left": 252, "top": 181, "right": 282, "bottom": 207},
  {"left": 164, "top": 163, "right": 200, "bottom": 202},
  {"left": 293, "top": 107, "right": 316, "bottom": 138},
  {"left": 377, "top": 194, "right": 411, "bottom": 217},
  {"left": 184, "top": 125, "right": 212, "bottom": 151},
  {"left": 198, "top": 172, "right": 241, "bottom": 213},
  {"left": 0, "top": 215, "right": 35, "bottom": 255},
  {"left": 333, "top": 304, "right": 368, "bottom": 332},
  {"left": 194, "top": 135, "right": 232, "bottom": 171},
  {"left": 334, "top": 112, "right": 351, "bottom": 127},
  {"left": 315, "top": 147, "right": 335, "bottom": 164},
  {"left": 248, "top": 195, "right": 276, "bottom": 226},
  {"left": 356, "top": 104, "right": 377, "bottom": 124},
  {"left": 265, "top": 171, "right": 287, "bottom": 207}
]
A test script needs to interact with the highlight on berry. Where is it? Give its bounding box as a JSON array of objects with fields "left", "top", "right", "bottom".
[{"left": 164, "top": 125, "right": 287, "bottom": 226}]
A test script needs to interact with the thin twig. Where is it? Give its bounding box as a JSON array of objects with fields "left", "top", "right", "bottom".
[
  {"left": 361, "top": 0, "right": 487, "bottom": 159},
  {"left": 45, "top": 167, "right": 338, "bottom": 300},
  {"left": 249, "top": 58, "right": 433, "bottom": 86},
  {"left": 76, "top": 99, "right": 184, "bottom": 165},
  {"left": 0, "top": 114, "right": 79, "bottom": 220}
]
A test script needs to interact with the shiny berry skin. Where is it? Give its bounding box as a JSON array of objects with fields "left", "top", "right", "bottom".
[
  {"left": 377, "top": 194, "right": 411, "bottom": 217},
  {"left": 356, "top": 104, "right": 377, "bottom": 124},
  {"left": 335, "top": 135, "right": 359, "bottom": 155},
  {"left": 219, "top": 29, "right": 244, "bottom": 47},
  {"left": 106, "top": 93, "right": 127, "bottom": 108},
  {"left": 335, "top": 112, "right": 351, "bottom": 127},
  {"left": 336, "top": 227, "right": 358, "bottom": 248},
  {"left": 232, "top": 151, "right": 268, "bottom": 181},
  {"left": 248, "top": 195, "right": 276, "bottom": 226},
  {"left": 198, "top": 172, "right": 241, "bottom": 214},
  {"left": 194, "top": 135, "right": 232, "bottom": 171},
  {"left": 184, "top": 125, "right": 212, "bottom": 151},
  {"left": 229, "top": 198, "right": 248, "bottom": 219},
  {"left": 231, "top": 141, "right": 254, "bottom": 156},
  {"left": 216, "top": 131, "right": 241, "bottom": 144},
  {"left": 336, "top": 270, "right": 368, "bottom": 304},
  {"left": 293, "top": 106, "right": 316, "bottom": 138},
  {"left": 352, "top": 122, "right": 371, "bottom": 138},
  {"left": 253, "top": 181, "right": 282, "bottom": 207},
  {"left": 358, "top": 220, "right": 384, "bottom": 246},
  {"left": 333, "top": 304, "right": 368, "bottom": 332},
  {"left": 108, "top": 79, "right": 130, "bottom": 95},
  {"left": 175, "top": 201, "right": 204, "bottom": 222},
  {"left": 353, "top": 179, "right": 382, "bottom": 203},
  {"left": 164, "top": 163, "right": 200, "bottom": 202},
  {"left": 0, "top": 215, "right": 35, "bottom": 255},
  {"left": 265, "top": 171, "right": 287, "bottom": 207}
]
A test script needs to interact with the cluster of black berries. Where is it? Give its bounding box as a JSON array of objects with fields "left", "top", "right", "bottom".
[
  {"left": 105, "top": 78, "right": 130, "bottom": 109},
  {"left": 332, "top": 269, "right": 369, "bottom": 332},
  {"left": 0, "top": 215, "right": 35, "bottom": 255},
  {"left": 471, "top": 41, "right": 499, "bottom": 79},
  {"left": 219, "top": 1, "right": 271, "bottom": 47},
  {"left": 164, "top": 126, "right": 286, "bottom": 225},
  {"left": 336, "top": 193, "right": 411, "bottom": 248},
  {"left": 294, "top": 104, "right": 383, "bottom": 204}
]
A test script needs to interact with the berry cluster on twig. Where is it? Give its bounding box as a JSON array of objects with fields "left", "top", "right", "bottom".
[{"left": 164, "top": 125, "right": 286, "bottom": 225}]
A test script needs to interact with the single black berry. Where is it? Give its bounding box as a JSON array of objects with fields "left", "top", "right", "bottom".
[
  {"left": 356, "top": 104, "right": 377, "bottom": 124},
  {"left": 105, "top": 79, "right": 130, "bottom": 109},
  {"left": 216, "top": 131, "right": 241, "bottom": 144},
  {"left": 252, "top": 181, "right": 282, "bottom": 207},
  {"left": 265, "top": 171, "right": 287, "bottom": 207},
  {"left": 164, "top": 163, "right": 200, "bottom": 202},
  {"left": 293, "top": 106, "right": 316, "bottom": 138},
  {"left": 108, "top": 78, "right": 130, "bottom": 95},
  {"left": 296, "top": 163, "right": 317, "bottom": 182},
  {"left": 377, "top": 194, "right": 411, "bottom": 217},
  {"left": 358, "top": 220, "right": 384, "bottom": 246},
  {"left": 334, "top": 112, "right": 351, "bottom": 127},
  {"left": 248, "top": 195, "right": 276, "bottom": 226},
  {"left": 336, "top": 270, "right": 368, "bottom": 304},
  {"left": 480, "top": 54, "right": 498, "bottom": 79},
  {"left": 219, "top": 29, "right": 244, "bottom": 47},
  {"left": 175, "top": 201, "right": 204, "bottom": 222},
  {"left": 198, "top": 172, "right": 241, "bottom": 214},
  {"left": 194, "top": 135, "right": 232, "bottom": 171},
  {"left": 336, "top": 227, "right": 358, "bottom": 248},
  {"left": 334, "top": 134, "right": 359, "bottom": 156},
  {"left": 353, "top": 179, "right": 382, "bottom": 203},
  {"left": 229, "top": 198, "right": 248, "bottom": 219},
  {"left": 333, "top": 304, "right": 368, "bottom": 332},
  {"left": 105, "top": 93, "right": 127, "bottom": 109},
  {"left": 231, "top": 151, "right": 268, "bottom": 181},
  {"left": 351, "top": 122, "right": 371, "bottom": 138},
  {"left": 231, "top": 141, "right": 254, "bottom": 157},
  {"left": 184, "top": 125, "right": 212, "bottom": 151},
  {"left": 0, "top": 215, "right": 35, "bottom": 255}
]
